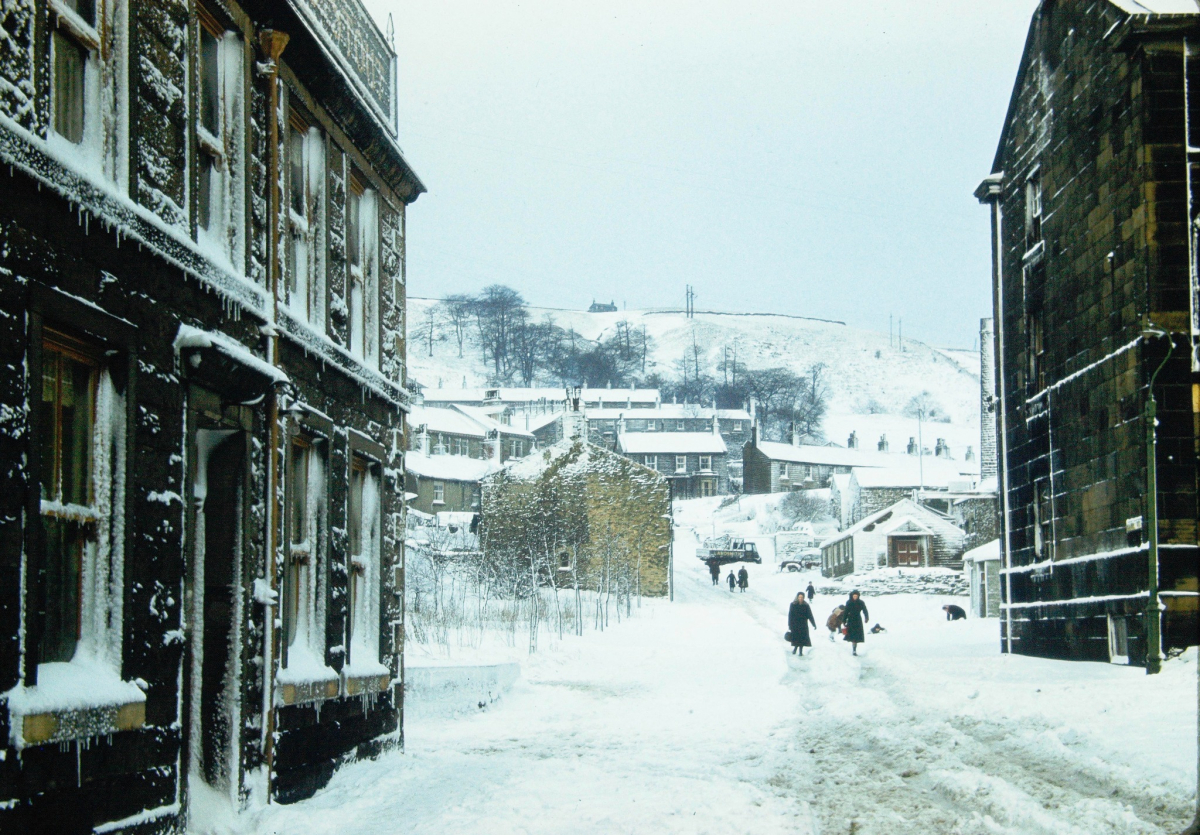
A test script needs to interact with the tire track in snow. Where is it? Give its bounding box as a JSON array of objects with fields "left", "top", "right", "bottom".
[{"left": 707, "top": 566, "right": 1190, "bottom": 835}]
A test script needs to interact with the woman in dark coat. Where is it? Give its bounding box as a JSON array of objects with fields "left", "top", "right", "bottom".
[
  {"left": 788, "top": 593, "right": 817, "bottom": 655},
  {"left": 842, "top": 590, "right": 869, "bottom": 655}
]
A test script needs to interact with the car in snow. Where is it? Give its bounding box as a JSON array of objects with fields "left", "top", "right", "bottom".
[{"left": 778, "top": 549, "right": 821, "bottom": 572}]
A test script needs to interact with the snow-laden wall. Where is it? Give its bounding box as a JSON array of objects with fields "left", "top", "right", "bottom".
[{"left": 404, "top": 663, "right": 521, "bottom": 719}]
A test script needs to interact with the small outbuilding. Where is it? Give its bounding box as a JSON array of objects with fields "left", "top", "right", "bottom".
[
  {"left": 819, "top": 498, "right": 967, "bottom": 578},
  {"left": 963, "top": 539, "right": 1002, "bottom": 619}
]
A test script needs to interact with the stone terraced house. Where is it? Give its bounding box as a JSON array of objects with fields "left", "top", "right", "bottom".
[
  {"left": 978, "top": 0, "right": 1199, "bottom": 666},
  {"left": 0, "top": 0, "right": 422, "bottom": 830}
]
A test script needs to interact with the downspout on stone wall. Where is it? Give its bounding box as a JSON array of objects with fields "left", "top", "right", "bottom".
[
  {"left": 257, "top": 27, "right": 290, "bottom": 799},
  {"left": 976, "top": 173, "right": 1013, "bottom": 655}
]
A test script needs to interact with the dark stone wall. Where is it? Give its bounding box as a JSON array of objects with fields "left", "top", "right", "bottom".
[
  {"left": 0, "top": 0, "right": 416, "bottom": 830},
  {"left": 991, "top": 2, "right": 1199, "bottom": 662}
]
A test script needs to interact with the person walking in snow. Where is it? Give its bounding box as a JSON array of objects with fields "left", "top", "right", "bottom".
[
  {"left": 805, "top": 581, "right": 815, "bottom": 602},
  {"left": 737, "top": 566, "right": 749, "bottom": 592},
  {"left": 788, "top": 593, "right": 817, "bottom": 655},
  {"left": 709, "top": 560, "right": 720, "bottom": 586},
  {"left": 727, "top": 570, "right": 737, "bottom": 591},
  {"left": 842, "top": 590, "right": 869, "bottom": 656},
  {"left": 943, "top": 603, "right": 967, "bottom": 621},
  {"left": 826, "top": 605, "right": 845, "bottom": 641}
]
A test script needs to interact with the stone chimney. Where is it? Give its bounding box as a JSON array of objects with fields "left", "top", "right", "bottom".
[
  {"left": 564, "top": 388, "right": 586, "bottom": 441},
  {"left": 847, "top": 431, "right": 859, "bottom": 449},
  {"left": 980, "top": 317, "right": 997, "bottom": 479},
  {"left": 935, "top": 438, "right": 949, "bottom": 458},
  {"left": 878, "top": 434, "right": 889, "bottom": 452},
  {"left": 907, "top": 436, "right": 918, "bottom": 455}
]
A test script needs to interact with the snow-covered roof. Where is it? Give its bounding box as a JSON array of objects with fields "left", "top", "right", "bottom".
[
  {"left": 588, "top": 404, "right": 714, "bottom": 420},
  {"left": 851, "top": 457, "right": 975, "bottom": 490},
  {"left": 963, "top": 539, "right": 1002, "bottom": 563},
  {"left": 452, "top": 404, "right": 534, "bottom": 438},
  {"left": 423, "top": 387, "right": 660, "bottom": 406},
  {"left": 405, "top": 451, "right": 498, "bottom": 483},
  {"left": 830, "top": 473, "right": 852, "bottom": 493},
  {"left": 716, "top": 409, "right": 752, "bottom": 421},
  {"left": 496, "top": 438, "right": 663, "bottom": 483},
  {"left": 1108, "top": 0, "right": 1199, "bottom": 14},
  {"left": 522, "top": 411, "right": 565, "bottom": 433},
  {"left": 820, "top": 498, "right": 963, "bottom": 549},
  {"left": 617, "top": 432, "right": 727, "bottom": 455},
  {"left": 755, "top": 441, "right": 891, "bottom": 469},
  {"left": 409, "top": 405, "right": 487, "bottom": 438}
]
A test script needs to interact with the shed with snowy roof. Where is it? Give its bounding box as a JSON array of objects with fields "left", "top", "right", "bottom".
[{"left": 819, "top": 499, "right": 968, "bottom": 579}]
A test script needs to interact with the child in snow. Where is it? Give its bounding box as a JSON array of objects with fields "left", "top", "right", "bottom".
[
  {"left": 826, "top": 605, "right": 845, "bottom": 641},
  {"left": 805, "top": 581, "right": 815, "bottom": 601},
  {"left": 727, "top": 570, "right": 736, "bottom": 591}
]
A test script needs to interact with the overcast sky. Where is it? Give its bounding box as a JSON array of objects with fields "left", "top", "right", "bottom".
[{"left": 361, "top": 0, "right": 1040, "bottom": 349}]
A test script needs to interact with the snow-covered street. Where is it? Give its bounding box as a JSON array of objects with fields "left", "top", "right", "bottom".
[{"left": 247, "top": 503, "right": 1197, "bottom": 835}]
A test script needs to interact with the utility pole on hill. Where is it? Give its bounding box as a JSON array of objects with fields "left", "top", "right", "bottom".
[{"left": 686, "top": 285, "right": 695, "bottom": 319}]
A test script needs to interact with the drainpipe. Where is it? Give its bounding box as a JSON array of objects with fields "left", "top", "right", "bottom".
[
  {"left": 257, "top": 26, "right": 289, "bottom": 798},
  {"left": 1143, "top": 325, "right": 1175, "bottom": 675},
  {"left": 976, "top": 172, "right": 1012, "bottom": 654}
]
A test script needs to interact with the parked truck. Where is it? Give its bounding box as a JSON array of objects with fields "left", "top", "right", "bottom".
[{"left": 696, "top": 536, "right": 761, "bottom": 565}]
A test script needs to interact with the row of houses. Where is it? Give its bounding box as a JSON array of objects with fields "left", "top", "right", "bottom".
[{"left": 0, "top": 0, "right": 421, "bottom": 831}]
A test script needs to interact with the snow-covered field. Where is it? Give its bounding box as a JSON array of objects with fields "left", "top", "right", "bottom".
[{"left": 245, "top": 500, "right": 1197, "bottom": 835}]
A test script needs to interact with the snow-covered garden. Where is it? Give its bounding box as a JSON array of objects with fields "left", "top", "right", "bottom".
[{"left": 239, "top": 496, "right": 1198, "bottom": 835}]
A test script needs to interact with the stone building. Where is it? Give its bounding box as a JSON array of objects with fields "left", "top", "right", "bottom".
[
  {"left": 404, "top": 404, "right": 533, "bottom": 515},
  {"left": 616, "top": 423, "right": 729, "bottom": 499},
  {"left": 977, "top": 0, "right": 1199, "bottom": 666},
  {"left": 742, "top": 428, "right": 892, "bottom": 494},
  {"left": 0, "top": 0, "right": 421, "bottom": 830},
  {"left": 481, "top": 439, "right": 672, "bottom": 598}
]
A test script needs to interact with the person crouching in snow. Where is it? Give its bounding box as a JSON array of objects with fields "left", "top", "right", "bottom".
[
  {"left": 727, "top": 570, "right": 736, "bottom": 591},
  {"left": 826, "top": 605, "right": 845, "bottom": 641},
  {"left": 842, "top": 590, "right": 869, "bottom": 656},
  {"left": 737, "top": 566, "right": 749, "bottom": 592},
  {"left": 788, "top": 593, "right": 817, "bottom": 655},
  {"left": 943, "top": 603, "right": 967, "bottom": 621}
]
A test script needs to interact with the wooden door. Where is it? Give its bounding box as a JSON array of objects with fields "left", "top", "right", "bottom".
[{"left": 894, "top": 537, "right": 921, "bottom": 566}]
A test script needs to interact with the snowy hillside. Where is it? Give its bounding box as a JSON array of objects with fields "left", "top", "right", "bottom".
[{"left": 408, "top": 298, "right": 987, "bottom": 460}]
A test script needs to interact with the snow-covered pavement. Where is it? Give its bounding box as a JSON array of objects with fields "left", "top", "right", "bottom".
[{"left": 250, "top": 514, "right": 1198, "bottom": 835}]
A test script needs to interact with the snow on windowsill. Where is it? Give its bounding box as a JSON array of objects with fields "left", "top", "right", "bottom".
[
  {"left": 276, "top": 643, "right": 339, "bottom": 705},
  {"left": 4, "top": 656, "right": 146, "bottom": 748},
  {"left": 275, "top": 307, "right": 412, "bottom": 411},
  {"left": 0, "top": 112, "right": 268, "bottom": 314}
]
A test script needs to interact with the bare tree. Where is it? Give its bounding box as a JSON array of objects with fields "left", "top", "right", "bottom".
[
  {"left": 472, "top": 285, "right": 526, "bottom": 377},
  {"left": 440, "top": 293, "right": 475, "bottom": 358}
]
